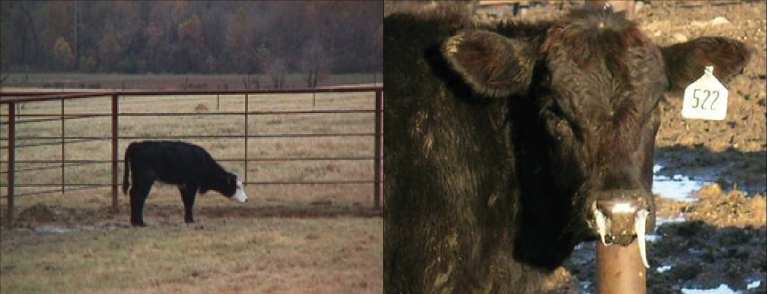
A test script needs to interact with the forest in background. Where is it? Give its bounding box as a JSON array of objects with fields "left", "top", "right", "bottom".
[{"left": 0, "top": 1, "right": 382, "bottom": 86}]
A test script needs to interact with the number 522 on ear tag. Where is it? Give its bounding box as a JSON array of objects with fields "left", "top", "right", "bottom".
[{"left": 681, "top": 65, "right": 729, "bottom": 120}]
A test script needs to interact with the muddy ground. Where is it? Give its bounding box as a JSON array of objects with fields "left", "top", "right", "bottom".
[{"left": 511, "top": 1, "right": 766, "bottom": 293}]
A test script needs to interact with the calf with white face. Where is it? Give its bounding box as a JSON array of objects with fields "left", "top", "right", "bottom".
[{"left": 122, "top": 141, "right": 248, "bottom": 226}]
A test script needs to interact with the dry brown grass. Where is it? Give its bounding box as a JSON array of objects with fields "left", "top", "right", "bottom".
[
  {"left": 0, "top": 191, "right": 382, "bottom": 293},
  {"left": 1, "top": 214, "right": 382, "bottom": 294}
]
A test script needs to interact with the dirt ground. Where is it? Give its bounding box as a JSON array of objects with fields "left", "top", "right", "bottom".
[{"left": 521, "top": 1, "right": 767, "bottom": 293}]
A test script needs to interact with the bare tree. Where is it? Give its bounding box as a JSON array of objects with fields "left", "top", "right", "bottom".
[
  {"left": 255, "top": 45, "right": 287, "bottom": 89},
  {"left": 268, "top": 57, "right": 287, "bottom": 89},
  {"left": 19, "top": 2, "right": 42, "bottom": 69},
  {"left": 53, "top": 37, "right": 75, "bottom": 70},
  {"left": 225, "top": 6, "right": 253, "bottom": 73},
  {"left": 301, "top": 39, "right": 331, "bottom": 88}
]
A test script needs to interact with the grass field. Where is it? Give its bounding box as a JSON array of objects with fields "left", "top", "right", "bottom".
[
  {"left": 0, "top": 86, "right": 383, "bottom": 293},
  {"left": 1, "top": 204, "right": 382, "bottom": 294}
]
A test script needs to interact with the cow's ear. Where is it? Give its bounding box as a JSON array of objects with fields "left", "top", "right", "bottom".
[
  {"left": 442, "top": 30, "right": 536, "bottom": 98},
  {"left": 661, "top": 37, "right": 750, "bottom": 91}
]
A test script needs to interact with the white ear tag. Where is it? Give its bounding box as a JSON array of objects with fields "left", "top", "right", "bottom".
[{"left": 681, "top": 65, "right": 729, "bottom": 120}]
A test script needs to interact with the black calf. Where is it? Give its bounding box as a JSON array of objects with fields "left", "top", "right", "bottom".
[{"left": 122, "top": 141, "right": 248, "bottom": 226}]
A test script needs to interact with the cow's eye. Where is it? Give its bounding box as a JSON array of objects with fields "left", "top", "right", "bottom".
[
  {"left": 544, "top": 105, "right": 569, "bottom": 131},
  {"left": 543, "top": 99, "right": 582, "bottom": 141},
  {"left": 544, "top": 99, "right": 569, "bottom": 125},
  {"left": 542, "top": 97, "right": 562, "bottom": 115}
]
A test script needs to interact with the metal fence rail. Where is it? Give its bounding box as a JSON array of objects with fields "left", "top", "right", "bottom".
[{"left": 1, "top": 86, "right": 384, "bottom": 222}]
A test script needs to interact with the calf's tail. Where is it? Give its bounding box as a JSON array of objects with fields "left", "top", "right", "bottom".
[{"left": 122, "top": 146, "right": 131, "bottom": 195}]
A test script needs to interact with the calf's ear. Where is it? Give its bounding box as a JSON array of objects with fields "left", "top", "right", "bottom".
[
  {"left": 661, "top": 37, "right": 750, "bottom": 91},
  {"left": 442, "top": 30, "right": 536, "bottom": 98}
]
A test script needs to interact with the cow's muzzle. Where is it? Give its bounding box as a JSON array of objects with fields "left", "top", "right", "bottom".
[
  {"left": 588, "top": 190, "right": 654, "bottom": 268},
  {"left": 230, "top": 180, "right": 249, "bottom": 203}
]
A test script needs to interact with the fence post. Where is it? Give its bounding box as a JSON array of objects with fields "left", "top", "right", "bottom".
[
  {"left": 244, "top": 93, "right": 249, "bottom": 184},
  {"left": 61, "top": 98, "right": 65, "bottom": 193},
  {"left": 6, "top": 103, "right": 16, "bottom": 223},
  {"left": 111, "top": 94, "right": 119, "bottom": 212},
  {"left": 374, "top": 90, "right": 383, "bottom": 209}
]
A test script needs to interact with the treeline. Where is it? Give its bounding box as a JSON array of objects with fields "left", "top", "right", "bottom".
[{"left": 0, "top": 1, "right": 382, "bottom": 84}]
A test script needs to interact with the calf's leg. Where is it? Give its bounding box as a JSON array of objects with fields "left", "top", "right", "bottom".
[
  {"left": 179, "top": 185, "right": 198, "bottom": 223},
  {"left": 129, "top": 183, "right": 152, "bottom": 226}
]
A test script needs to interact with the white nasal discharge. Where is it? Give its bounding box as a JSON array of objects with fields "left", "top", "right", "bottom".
[
  {"left": 635, "top": 209, "right": 650, "bottom": 268},
  {"left": 593, "top": 203, "right": 609, "bottom": 245}
]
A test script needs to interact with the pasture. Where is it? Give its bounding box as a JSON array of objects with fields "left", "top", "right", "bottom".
[{"left": 0, "top": 87, "right": 383, "bottom": 293}]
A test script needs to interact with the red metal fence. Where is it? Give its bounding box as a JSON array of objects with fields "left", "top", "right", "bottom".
[{"left": 0, "top": 86, "right": 383, "bottom": 222}]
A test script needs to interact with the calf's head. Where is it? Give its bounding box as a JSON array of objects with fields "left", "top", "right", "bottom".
[
  {"left": 215, "top": 173, "right": 249, "bottom": 203},
  {"left": 442, "top": 7, "right": 749, "bottom": 266}
]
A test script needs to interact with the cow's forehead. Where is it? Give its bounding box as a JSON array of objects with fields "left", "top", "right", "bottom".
[
  {"left": 540, "top": 6, "right": 653, "bottom": 79},
  {"left": 544, "top": 43, "right": 666, "bottom": 116}
]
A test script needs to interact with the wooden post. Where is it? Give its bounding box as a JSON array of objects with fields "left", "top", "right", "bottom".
[{"left": 597, "top": 240, "right": 647, "bottom": 294}]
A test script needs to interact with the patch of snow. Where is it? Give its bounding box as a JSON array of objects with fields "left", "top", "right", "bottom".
[
  {"left": 747, "top": 280, "right": 761, "bottom": 290},
  {"left": 653, "top": 165, "right": 663, "bottom": 174},
  {"left": 653, "top": 164, "right": 705, "bottom": 202},
  {"left": 681, "top": 284, "right": 737, "bottom": 294},
  {"left": 656, "top": 265, "right": 672, "bottom": 273},
  {"left": 657, "top": 215, "right": 687, "bottom": 225},
  {"left": 646, "top": 234, "right": 661, "bottom": 243}
]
